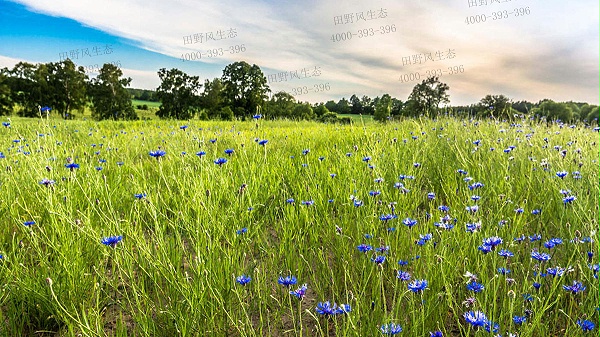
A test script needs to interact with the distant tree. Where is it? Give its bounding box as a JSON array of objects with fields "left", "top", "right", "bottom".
[
  {"left": 531, "top": 100, "right": 573, "bottom": 122},
  {"left": 47, "top": 59, "right": 88, "bottom": 119},
  {"left": 156, "top": 68, "right": 202, "bottom": 119},
  {"left": 406, "top": 76, "right": 450, "bottom": 118},
  {"left": 266, "top": 91, "right": 296, "bottom": 119},
  {"left": 221, "top": 61, "right": 270, "bottom": 119},
  {"left": 324, "top": 100, "right": 338, "bottom": 113},
  {"left": 199, "top": 78, "right": 225, "bottom": 119},
  {"left": 478, "top": 94, "right": 512, "bottom": 119},
  {"left": 512, "top": 100, "right": 534, "bottom": 114},
  {"left": 391, "top": 98, "right": 403, "bottom": 116},
  {"left": 361, "top": 95, "right": 374, "bottom": 115},
  {"left": 88, "top": 63, "right": 137, "bottom": 120},
  {"left": 0, "top": 72, "right": 13, "bottom": 116},
  {"left": 313, "top": 103, "right": 330, "bottom": 117},
  {"left": 350, "top": 94, "right": 363, "bottom": 114},
  {"left": 219, "top": 106, "right": 234, "bottom": 120},
  {"left": 7, "top": 62, "right": 42, "bottom": 117},
  {"left": 336, "top": 98, "right": 351, "bottom": 114},
  {"left": 374, "top": 93, "right": 392, "bottom": 122},
  {"left": 291, "top": 102, "right": 315, "bottom": 120}
]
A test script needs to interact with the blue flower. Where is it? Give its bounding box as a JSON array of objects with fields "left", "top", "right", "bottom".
[
  {"left": 134, "top": 193, "right": 147, "bottom": 199},
  {"left": 466, "top": 281, "right": 484, "bottom": 293},
  {"left": 556, "top": 171, "right": 568, "bottom": 178},
  {"left": 498, "top": 267, "right": 510, "bottom": 275},
  {"left": 380, "top": 214, "right": 397, "bottom": 221},
  {"left": 402, "top": 218, "right": 417, "bottom": 228},
  {"left": 429, "top": 332, "right": 443, "bottom": 337},
  {"left": 531, "top": 250, "right": 551, "bottom": 262},
  {"left": 397, "top": 270, "right": 411, "bottom": 281},
  {"left": 427, "top": 192, "right": 435, "bottom": 199},
  {"left": 484, "top": 321, "right": 499, "bottom": 333},
  {"left": 372, "top": 255, "right": 386, "bottom": 265},
  {"left": 224, "top": 148, "right": 234, "bottom": 155},
  {"left": 465, "top": 222, "right": 481, "bottom": 233},
  {"left": 315, "top": 301, "right": 350, "bottom": 316},
  {"left": 285, "top": 198, "right": 295, "bottom": 204},
  {"left": 101, "top": 235, "right": 123, "bottom": 247},
  {"left": 408, "top": 279, "right": 428, "bottom": 293},
  {"left": 39, "top": 178, "right": 55, "bottom": 186},
  {"left": 563, "top": 195, "right": 576, "bottom": 204},
  {"left": 258, "top": 139, "right": 268, "bottom": 146},
  {"left": 577, "top": 319, "right": 595, "bottom": 332},
  {"left": 290, "top": 284, "right": 307, "bottom": 299},
  {"left": 302, "top": 149, "right": 310, "bottom": 155},
  {"left": 149, "top": 150, "right": 166, "bottom": 159},
  {"left": 468, "top": 182, "right": 484, "bottom": 190},
  {"left": 301, "top": 200, "right": 314, "bottom": 206},
  {"left": 438, "top": 205, "right": 449, "bottom": 212},
  {"left": 562, "top": 281, "right": 586, "bottom": 294},
  {"left": 369, "top": 190, "right": 381, "bottom": 197},
  {"left": 463, "top": 311, "right": 488, "bottom": 328},
  {"left": 196, "top": 151, "right": 206, "bottom": 157},
  {"left": 65, "top": 163, "right": 80, "bottom": 170},
  {"left": 465, "top": 205, "right": 479, "bottom": 213},
  {"left": 362, "top": 156, "right": 371, "bottom": 162},
  {"left": 214, "top": 158, "right": 227, "bottom": 166},
  {"left": 498, "top": 249, "right": 514, "bottom": 258},
  {"left": 236, "top": 275, "right": 251, "bottom": 285},
  {"left": 546, "top": 267, "right": 566, "bottom": 277},
  {"left": 24, "top": 221, "right": 35, "bottom": 227},
  {"left": 380, "top": 323, "right": 403, "bottom": 335},
  {"left": 236, "top": 228, "right": 247, "bottom": 235},
  {"left": 252, "top": 114, "right": 262, "bottom": 119},
  {"left": 278, "top": 276, "right": 297, "bottom": 287},
  {"left": 482, "top": 236, "right": 503, "bottom": 248},
  {"left": 529, "top": 234, "right": 542, "bottom": 242},
  {"left": 1, "top": 122, "right": 9, "bottom": 127}
]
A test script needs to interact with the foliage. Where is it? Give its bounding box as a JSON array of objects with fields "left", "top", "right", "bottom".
[
  {"left": 374, "top": 93, "right": 392, "bottom": 122},
  {"left": 155, "top": 68, "right": 202, "bottom": 120},
  {"left": 199, "top": 77, "right": 225, "bottom": 119},
  {"left": 406, "top": 76, "right": 450, "bottom": 118},
  {"left": 478, "top": 94, "right": 512, "bottom": 119},
  {"left": 266, "top": 91, "right": 296, "bottom": 119},
  {"left": 46, "top": 59, "right": 88, "bottom": 119},
  {"left": 221, "top": 61, "right": 270, "bottom": 119},
  {"left": 88, "top": 63, "right": 137, "bottom": 120},
  {"left": 291, "top": 102, "right": 315, "bottom": 120},
  {"left": 0, "top": 73, "right": 12, "bottom": 116}
]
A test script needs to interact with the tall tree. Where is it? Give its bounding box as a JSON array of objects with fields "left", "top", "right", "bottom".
[
  {"left": 391, "top": 98, "right": 403, "bottom": 116},
  {"left": 221, "top": 61, "right": 270, "bottom": 119},
  {"left": 47, "top": 59, "right": 88, "bottom": 119},
  {"left": 0, "top": 72, "right": 13, "bottom": 116},
  {"left": 531, "top": 100, "right": 573, "bottom": 122},
  {"left": 406, "top": 76, "right": 450, "bottom": 118},
  {"left": 266, "top": 91, "right": 296, "bottom": 119},
  {"left": 478, "top": 94, "right": 512, "bottom": 119},
  {"left": 374, "top": 93, "right": 392, "bottom": 122},
  {"left": 156, "top": 68, "right": 202, "bottom": 120},
  {"left": 336, "top": 98, "right": 351, "bottom": 114},
  {"left": 350, "top": 94, "right": 363, "bottom": 114},
  {"left": 88, "top": 63, "right": 137, "bottom": 120},
  {"left": 291, "top": 102, "right": 315, "bottom": 120},
  {"left": 361, "top": 95, "right": 374, "bottom": 115},
  {"left": 8, "top": 62, "right": 42, "bottom": 117},
  {"left": 199, "top": 77, "right": 225, "bottom": 119},
  {"left": 324, "top": 100, "right": 338, "bottom": 113}
]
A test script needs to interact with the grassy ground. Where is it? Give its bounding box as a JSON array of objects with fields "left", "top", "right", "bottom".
[{"left": 0, "top": 117, "right": 597, "bottom": 336}]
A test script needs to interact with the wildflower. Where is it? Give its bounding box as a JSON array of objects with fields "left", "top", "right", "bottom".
[
  {"left": 196, "top": 151, "right": 206, "bottom": 157},
  {"left": 407, "top": 279, "right": 428, "bottom": 293},
  {"left": 302, "top": 149, "right": 310, "bottom": 155},
  {"left": 531, "top": 209, "right": 541, "bottom": 215},
  {"left": 556, "top": 171, "right": 568, "bottom": 178},
  {"left": 577, "top": 319, "right": 595, "bottom": 332},
  {"left": 465, "top": 205, "right": 479, "bottom": 213},
  {"left": 380, "top": 323, "right": 403, "bottom": 335},
  {"left": 301, "top": 200, "right": 314, "bottom": 206},
  {"left": 134, "top": 193, "right": 147, "bottom": 199},
  {"left": 515, "top": 207, "right": 524, "bottom": 214},
  {"left": 353, "top": 199, "right": 364, "bottom": 207},
  {"left": 562, "top": 281, "right": 586, "bottom": 294},
  {"left": 498, "top": 267, "right": 511, "bottom": 275},
  {"left": 24, "top": 221, "right": 35, "bottom": 227},
  {"left": 466, "top": 281, "right": 484, "bottom": 293},
  {"left": 236, "top": 275, "right": 251, "bottom": 285},
  {"left": 224, "top": 148, "right": 234, "bottom": 155},
  {"left": 101, "top": 235, "right": 123, "bottom": 247},
  {"left": 278, "top": 276, "right": 297, "bottom": 287},
  {"left": 463, "top": 311, "right": 488, "bottom": 328},
  {"left": 380, "top": 214, "right": 397, "bottom": 221},
  {"left": 468, "top": 182, "right": 484, "bottom": 190},
  {"left": 427, "top": 192, "right": 435, "bottom": 199},
  {"left": 315, "top": 301, "right": 350, "bottom": 316},
  {"left": 64, "top": 163, "right": 80, "bottom": 170},
  {"left": 357, "top": 244, "right": 373, "bottom": 253},
  {"left": 1, "top": 122, "right": 9, "bottom": 127},
  {"left": 563, "top": 195, "right": 576, "bottom": 204},
  {"left": 375, "top": 245, "right": 390, "bottom": 253},
  {"left": 252, "top": 114, "right": 262, "bottom": 119},
  {"left": 529, "top": 234, "right": 542, "bottom": 242},
  {"left": 544, "top": 238, "right": 563, "bottom": 249},
  {"left": 462, "top": 297, "right": 476, "bottom": 308},
  {"left": 482, "top": 236, "right": 503, "bottom": 248},
  {"left": 429, "top": 332, "right": 443, "bottom": 337},
  {"left": 39, "top": 178, "right": 55, "bottom": 186},
  {"left": 258, "top": 139, "right": 268, "bottom": 146},
  {"left": 484, "top": 321, "right": 499, "bottom": 333},
  {"left": 471, "top": 195, "right": 480, "bottom": 201},
  {"left": 498, "top": 249, "right": 514, "bottom": 258},
  {"left": 369, "top": 190, "right": 381, "bottom": 197},
  {"left": 546, "top": 267, "right": 567, "bottom": 277},
  {"left": 374, "top": 177, "right": 384, "bottom": 183},
  {"left": 372, "top": 255, "right": 386, "bottom": 265},
  {"left": 286, "top": 198, "right": 295, "bottom": 204},
  {"left": 179, "top": 125, "right": 188, "bottom": 130},
  {"left": 236, "top": 228, "right": 247, "bottom": 235},
  {"left": 148, "top": 150, "right": 166, "bottom": 159},
  {"left": 397, "top": 271, "right": 411, "bottom": 281},
  {"left": 398, "top": 260, "right": 409, "bottom": 266},
  {"left": 465, "top": 222, "right": 481, "bottom": 233},
  {"left": 438, "top": 205, "right": 449, "bottom": 212},
  {"left": 414, "top": 162, "right": 421, "bottom": 168},
  {"left": 290, "top": 284, "right": 307, "bottom": 299},
  {"left": 362, "top": 156, "right": 371, "bottom": 162},
  {"left": 214, "top": 157, "right": 227, "bottom": 166},
  {"left": 531, "top": 250, "right": 551, "bottom": 262},
  {"left": 402, "top": 218, "right": 417, "bottom": 228}
]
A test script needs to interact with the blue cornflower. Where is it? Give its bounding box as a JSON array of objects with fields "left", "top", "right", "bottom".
[
  {"left": 478, "top": 245, "right": 492, "bottom": 254},
  {"left": 290, "top": 284, "right": 307, "bottom": 299},
  {"left": 134, "top": 193, "right": 147, "bottom": 199},
  {"left": 278, "top": 276, "right": 297, "bottom": 287},
  {"left": 315, "top": 301, "right": 350, "bottom": 316},
  {"left": 468, "top": 182, "right": 484, "bottom": 190},
  {"left": 380, "top": 323, "right": 403, "bottom": 335},
  {"left": 563, "top": 195, "right": 576, "bottom": 204},
  {"left": 398, "top": 260, "right": 409, "bottom": 266},
  {"left": 301, "top": 200, "right": 314, "bottom": 206},
  {"left": 466, "top": 281, "right": 484, "bottom": 293},
  {"left": 457, "top": 169, "right": 468, "bottom": 175},
  {"left": 95, "top": 166, "right": 103, "bottom": 171},
  {"left": 353, "top": 199, "right": 364, "bottom": 207},
  {"left": 407, "top": 279, "right": 428, "bottom": 293},
  {"left": 463, "top": 311, "right": 488, "bottom": 328},
  {"left": 258, "top": 139, "right": 268, "bottom": 146},
  {"left": 372, "top": 255, "right": 386, "bottom": 265},
  {"left": 397, "top": 270, "right": 411, "bottom": 281},
  {"left": 362, "top": 156, "right": 371, "bottom": 162},
  {"left": 515, "top": 207, "right": 524, "bottom": 214},
  {"left": 546, "top": 267, "right": 566, "bottom": 277},
  {"left": 498, "top": 267, "right": 510, "bottom": 275},
  {"left": 465, "top": 205, "right": 479, "bottom": 213},
  {"left": 2, "top": 122, "right": 9, "bottom": 127},
  {"left": 224, "top": 148, "right": 234, "bottom": 155},
  {"left": 498, "top": 249, "right": 514, "bottom": 258},
  {"left": 0, "top": 152, "right": 4, "bottom": 159},
  {"left": 236, "top": 275, "right": 251, "bottom": 285},
  {"left": 577, "top": 319, "right": 595, "bottom": 332},
  {"left": 531, "top": 209, "right": 541, "bottom": 215},
  {"left": 429, "top": 331, "right": 443, "bottom": 337},
  {"left": 374, "top": 177, "right": 384, "bottom": 183},
  {"left": 369, "top": 190, "right": 381, "bottom": 197},
  {"left": 24, "top": 221, "right": 35, "bottom": 227},
  {"left": 209, "top": 138, "right": 217, "bottom": 144},
  {"left": 529, "top": 234, "right": 542, "bottom": 242},
  {"left": 562, "top": 281, "right": 586, "bottom": 294},
  {"left": 214, "top": 157, "right": 227, "bottom": 166},
  {"left": 375, "top": 245, "right": 390, "bottom": 253},
  {"left": 414, "top": 162, "right": 421, "bottom": 168},
  {"left": 402, "top": 218, "right": 417, "bottom": 228},
  {"left": 196, "top": 151, "right": 206, "bottom": 157},
  {"left": 544, "top": 238, "right": 563, "bottom": 249},
  {"left": 285, "top": 198, "right": 294, "bottom": 204},
  {"left": 149, "top": 150, "right": 166, "bottom": 159},
  {"left": 427, "top": 192, "right": 435, "bottom": 199},
  {"left": 380, "top": 214, "right": 397, "bottom": 221},
  {"left": 252, "top": 114, "right": 262, "bottom": 119},
  {"left": 531, "top": 250, "right": 551, "bottom": 262},
  {"left": 65, "top": 163, "right": 80, "bottom": 170},
  {"left": 484, "top": 321, "right": 499, "bottom": 333},
  {"left": 357, "top": 244, "right": 373, "bottom": 253},
  {"left": 482, "top": 236, "right": 503, "bottom": 248},
  {"left": 438, "top": 205, "right": 449, "bottom": 212},
  {"left": 236, "top": 228, "right": 247, "bottom": 235},
  {"left": 556, "top": 171, "right": 568, "bottom": 178},
  {"left": 101, "top": 235, "right": 123, "bottom": 247},
  {"left": 39, "top": 178, "right": 55, "bottom": 187},
  {"left": 302, "top": 149, "right": 310, "bottom": 155},
  {"left": 465, "top": 222, "right": 481, "bottom": 233},
  {"left": 179, "top": 125, "right": 188, "bottom": 130}
]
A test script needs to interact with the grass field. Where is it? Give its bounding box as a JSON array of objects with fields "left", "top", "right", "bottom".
[{"left": 0, "top": 116, "right": 597, "bottom": 336}]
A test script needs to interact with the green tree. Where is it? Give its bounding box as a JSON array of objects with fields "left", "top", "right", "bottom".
[
  {"left": 478, "top": 94, "right": 512, "bottom": 119},
  {"left": 47, "top": 59, "right": 88, "bottom": 119},
  {"left": 291, "top": 102, "right": 315, "bottom": 120},
  {"left": 361, "top": 95, "right": 374, "bottom": 115},
  {"left": 532, "top": 100, "right": 573, "bottom": 122},
  {"left": 219, "top": 106, "right": 234, "bottom": 120},
  {"left": 350, "top": 94, "right": 363, "bottom": 114},
  {"left": 156, "top": 68, "right": 202, "bottom": 120},
  {"left": 7, "top": 62, "right": 42, "bottom": 117},
  {"left": 88, "top": 63, "right": 137, "bottom": 120},
  {"left": 406, "top": 76, "right": 450, "bottom": 118},
  {"left": 0, "top": 72, "right": 13, "bottom": 116},
  {"left": 266, "top": 91, "right": 296, "bottom": 119},
  {"left": 221, "top": 61, "right": 270, "bottom": 119},
  {"left": 313, "top": 103, "right": 330, "bottom": 118},
  {"left": 199, "top": 78, "right": 225, "bottom": 119},
  {"left": 324, "top": 100, "right": 338, "bottom": 113},
  {"left": 374, "top": 93, "right": 392, "bottom": 122},
  {"left": 336, "top": 98, "right": 351, "bottom": 114},
  {"left": 391, "top": 98, "right": 403, "bottom": 117}
]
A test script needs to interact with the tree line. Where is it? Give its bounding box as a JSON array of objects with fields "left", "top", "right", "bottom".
[{"left": 0, "top": 59, "right": 597, "bottom": 124}]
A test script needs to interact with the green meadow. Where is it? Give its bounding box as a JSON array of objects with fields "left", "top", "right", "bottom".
[{"left": 0, "top": 117, "right": 597, "bottom": 336}]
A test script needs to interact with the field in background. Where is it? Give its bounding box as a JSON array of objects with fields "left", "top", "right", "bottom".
[{"left": 0, "top": 117, "right": 597, "bottom": 336}]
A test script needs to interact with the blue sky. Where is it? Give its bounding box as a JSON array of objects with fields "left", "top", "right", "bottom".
[{"left": 0, "top": 0, "right": 598, "bottom": 105}]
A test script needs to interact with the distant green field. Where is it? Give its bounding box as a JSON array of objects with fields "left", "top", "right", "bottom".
[
  {"left": 338, "top": 113, "right": 375, "bottom": 123},
  {"left": 131, "top": 99, "right": 161, "bottom": 108}
]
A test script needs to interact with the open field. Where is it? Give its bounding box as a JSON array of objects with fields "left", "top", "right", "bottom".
[{"left": 0, "top": 117, "right": 597, "bottom": 336}]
